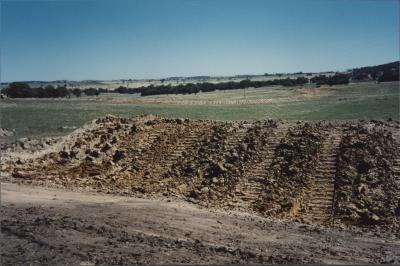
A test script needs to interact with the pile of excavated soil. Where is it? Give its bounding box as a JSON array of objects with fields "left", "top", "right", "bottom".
[
  {"left": 335, "top": 121, "right": 400, "bottom": 230},
  {"left": 257, "top": 122, "right": 326, "bottom": 217},
  {"left": 2, "top": 115, "right": 399, "bottom": 230},
  {"left": 1, "top": 136, "right": 59, "bottom": 155},
  {"left": 164, "top": 120, "right": 278, "bottom": 207}
]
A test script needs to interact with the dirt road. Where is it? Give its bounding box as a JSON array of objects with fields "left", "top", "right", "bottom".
[{"left": 1, "top": 182, "right": 399, "bottom": 265}]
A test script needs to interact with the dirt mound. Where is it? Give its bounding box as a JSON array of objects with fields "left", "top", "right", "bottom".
[
  {"left": 1, "top": 137, "right": 59, "bottom": 154},
  {"left": 2, "top": 115, "right": 399, "bottom": 230},
  {"left": 335, "top": 121, "right": 400, "bottom": 230},
  {"left": 257, "top": 122, "right": 326, "bottom": 217},
  {"left": 165, "top": 120, "right": 278, "bottom": 207}
]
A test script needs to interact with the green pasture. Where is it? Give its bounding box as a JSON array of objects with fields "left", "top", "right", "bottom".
[{"left": 1, "top": 81, "right": 398, "bottom": 141}]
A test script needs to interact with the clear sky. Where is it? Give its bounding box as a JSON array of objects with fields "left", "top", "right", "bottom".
[{"left": 1, "top": 0, "right": 399, "bottom": 82}]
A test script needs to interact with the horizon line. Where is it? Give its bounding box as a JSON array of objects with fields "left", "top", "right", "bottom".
[{"left": 2, "top": 60, "right": 398, "bottom": 84}]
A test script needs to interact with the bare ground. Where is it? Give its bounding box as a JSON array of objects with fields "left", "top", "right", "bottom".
[{"left": 1, "top": 182, "right": 400, "bottom": 265}]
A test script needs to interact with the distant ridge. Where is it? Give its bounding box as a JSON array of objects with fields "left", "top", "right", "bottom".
[{"left": 351, "top": 61, "right": 399, "bottom": 80}]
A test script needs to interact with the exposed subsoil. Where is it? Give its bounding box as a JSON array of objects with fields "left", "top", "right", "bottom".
[{"left": 1, "top": 115, "right": 400, "bottom": 264}]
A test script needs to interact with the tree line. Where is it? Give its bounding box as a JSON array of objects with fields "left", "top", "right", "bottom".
[
  {"left": 2, "top": 82, "right": 106, "bottom": 98},
  {"left": 116, "top": 74, "right": 351, "bottom": 97},
  {"left": 310, "top": 73, "right": 350, "bottom": 86},
  {"left": 115, "top": 77, "right": 311, "bottom": 96},
  {"left": 2, "top": 73, "right": 353, "bottom": 98}
]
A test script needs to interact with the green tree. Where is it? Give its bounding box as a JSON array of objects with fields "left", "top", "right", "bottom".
[{"left": 4, "top": 82, "right": 33, "bottom": 98}]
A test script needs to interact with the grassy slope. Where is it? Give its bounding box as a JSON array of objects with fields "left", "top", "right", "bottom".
[{"left": 1, "top": 81, "right": 398, "bottom": 141}]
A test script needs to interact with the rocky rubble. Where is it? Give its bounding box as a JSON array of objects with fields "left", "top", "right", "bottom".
[
  {"left": 165, "top": 120, "right": 277, "bottom": 206},
  {"left": 335, "top": 121, "right": 400, "bottom": 229},
  {"left": 163, "top": 122, "right": 237, "bottom": 203},
  {"left": 2, "top": 115, "right": 214, "bottom": 194},
  {"left": 0, "top": 136, "right": 59, "bottom": 154}
]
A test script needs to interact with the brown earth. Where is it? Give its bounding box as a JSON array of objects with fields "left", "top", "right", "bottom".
[
  {"left": 2, "top": 182, "right": 400, "bottom": 265},
  {"left": 1, "top": 115, "right": 400, "bottom": 264},
  {"left": 2, "top": 116, "right": 399, "bottom": 228}
]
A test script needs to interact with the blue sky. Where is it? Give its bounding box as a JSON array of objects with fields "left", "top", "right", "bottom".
[{"left": 1, "top": 0, "right": 398, "bottom": 81}]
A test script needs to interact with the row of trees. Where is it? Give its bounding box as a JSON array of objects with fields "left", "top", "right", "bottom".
[
  {"left": 115, "top": 77, "right": 310, "bottom": 96},
  {"left": 310, "top": 73, "right": 350, "bottom": 86},
  {"left": 3, "top": 82, "right": 69, "bottom": 98},
  {"left": 2, "top": 82, "right": 105, "bottom": 98},
  {"left": 2, "top": 72, "right": 361, "bottom": 98}
]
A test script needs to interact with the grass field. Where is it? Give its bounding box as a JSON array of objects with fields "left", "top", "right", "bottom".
[{"left": 1, "top": 81, "right": 398, "bottom": 141}]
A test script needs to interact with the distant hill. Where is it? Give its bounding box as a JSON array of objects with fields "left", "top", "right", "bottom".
[{"left": 351, "top": 61, "right": 399, "bottom": 81}]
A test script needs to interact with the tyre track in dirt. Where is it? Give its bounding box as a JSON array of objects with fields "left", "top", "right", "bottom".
[{"left": 298, "top": 130, "right": 342, "bottom": 225}]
